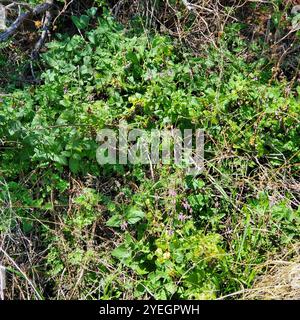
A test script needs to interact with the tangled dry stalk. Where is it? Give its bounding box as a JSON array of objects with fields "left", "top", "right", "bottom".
[
  {"left": 112, "top": 0, "right": 251, "bottom": 50},
  {"left": 242, "top": 245, "right": 300, "bottom": 300}
]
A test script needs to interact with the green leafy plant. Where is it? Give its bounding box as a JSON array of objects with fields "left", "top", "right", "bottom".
[{"left": 0, "top": 9, "right": 299, "bottom": 300}]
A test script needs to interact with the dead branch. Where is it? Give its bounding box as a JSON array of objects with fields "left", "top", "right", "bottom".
[
  {"left": 31, "top": 1, "right": 53, "bottom": 59},
  {"left": 0, "top": 0, "right": 53, "bottom": 42},
  {"left": 3, "top": 1, "right": 33, "bottom": 10}
]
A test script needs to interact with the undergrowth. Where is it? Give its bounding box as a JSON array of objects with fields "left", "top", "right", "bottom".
[{"left": 0, "top": 6, "right": 299, "bottom": 300}]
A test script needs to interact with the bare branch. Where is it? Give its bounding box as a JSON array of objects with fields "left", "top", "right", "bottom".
[
  {"left": 31, "top": 3, "right": 53, "bottom": 59},
  {"left": 6, "top": 3, "right": 32, "bottom": 10},
  {"left": 0, "top": 1, "right": 33, "bottom": 10},
  {"left": 0, "top": 0, "right": 53, "bottom": 42}
]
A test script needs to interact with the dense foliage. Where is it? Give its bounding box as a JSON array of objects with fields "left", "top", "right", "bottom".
[{"left": 0, "top": 2, "right": 299, "bottom": 300}]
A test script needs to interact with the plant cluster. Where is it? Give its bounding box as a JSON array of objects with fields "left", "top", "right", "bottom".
[{"left": 0, "top": 5, "right": 299, "bottom": 300}]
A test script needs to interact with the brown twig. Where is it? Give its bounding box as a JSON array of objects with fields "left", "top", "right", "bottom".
[
  {"left": 0, "top": 0, "right": 53, "bottom": 42},
  {"left": 31, "top": 0, "right": 53, "bottom": 59}
]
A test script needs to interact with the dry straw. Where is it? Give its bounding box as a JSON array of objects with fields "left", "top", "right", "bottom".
[{"left": 244, "top": 245, "right": 300, "bottom": 300}]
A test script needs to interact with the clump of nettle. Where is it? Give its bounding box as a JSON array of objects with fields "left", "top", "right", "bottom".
[{"left": 0, "top": 13, "right": 299, "bottom": 299}]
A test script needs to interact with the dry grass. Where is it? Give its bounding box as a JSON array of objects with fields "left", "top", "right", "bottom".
[
  {"left": 243, "top": 245, "right": 300, "bottom": 300},
  {"left": 111, "top": 0, "right": 252, "bottom": 50}
]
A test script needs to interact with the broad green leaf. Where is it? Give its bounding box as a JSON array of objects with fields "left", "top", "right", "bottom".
[
  {"left": 22, "top": 219, "right": 33, "bottom": 234},
  {"left": 71, "top": 15, "right": 90, "bottom": 30},
  {"left": 111, "top": 244, "right": 131, "bottom": 260},
  {"left": 87, "top": 7, "right": 97, "bottom": 17},
  {"left": 106, "top": 215, "right": 122, "bottom": 227},
  {"left": 126, "top": 207, "right": 145, "bottom": 225},
  {"left": 69, "top": 158, "right": 80, "bottom": 174}
]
